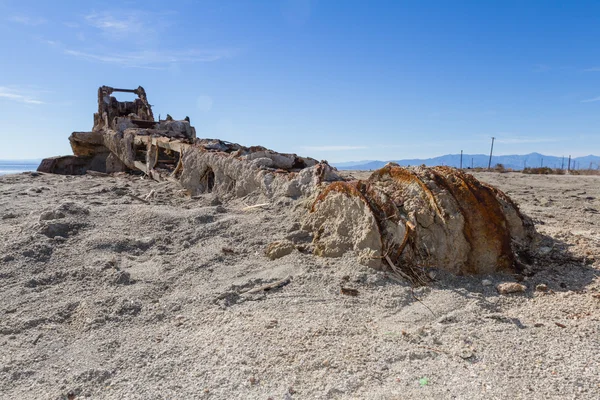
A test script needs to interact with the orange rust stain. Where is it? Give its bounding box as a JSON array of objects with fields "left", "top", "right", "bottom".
[
  {"left": 311, "top": 181, "right": 365, "bottom": 212},
  {"left": 394, "top": 223, "right": 412, "bottom": 260},
  {"left": 481, "top": 181, "right": 528, "bottom": 223},
  {"left": 370, "top": 166, "right": 444, "bottom": 220},
  {"left": 313, "top": 176, "right": 417, "bottom": 271},
  {"left": 431, "top": 166, "right": 514, "bottom": 273}
]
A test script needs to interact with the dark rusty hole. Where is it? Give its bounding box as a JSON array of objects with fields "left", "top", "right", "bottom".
[
  {"left": 200, "top": 167, "right": 215, "bottom": 193},
  {"left": 156, "top": 147, "right": 180, "bottom": 173},
  {"left": 134, "top": 144, "right": 146, "bottom": 162},
  {"left": 292, "top": 157, "right": 307, "bottom": 169}
]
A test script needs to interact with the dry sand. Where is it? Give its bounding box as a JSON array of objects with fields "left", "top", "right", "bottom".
[{"left": 0, "top": 171, "right": 598, "bottom": 399}]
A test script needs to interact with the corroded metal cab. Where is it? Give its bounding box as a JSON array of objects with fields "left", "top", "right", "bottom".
[{"left": 38, "top": 86, "right": 195, "bottom": 174}]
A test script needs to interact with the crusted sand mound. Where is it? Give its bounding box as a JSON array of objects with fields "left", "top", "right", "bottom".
[{"left": 306, "top": 164, "right": 537, "bottom": 277}]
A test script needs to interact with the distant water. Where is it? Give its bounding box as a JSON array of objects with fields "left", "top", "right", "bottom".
[{"left": 0, "top": 160, "right": 40, "bottom": 176}]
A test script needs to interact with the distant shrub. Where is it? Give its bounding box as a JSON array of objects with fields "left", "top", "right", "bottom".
[
  {"left": 522, "top": 167, "right": 565, "bottom": 175},
  {"left": 494, "top": 163, "right": 507, "bottom": 173},
  {"left": 569, "top": 169, "right": 600, "bottom": 176}
]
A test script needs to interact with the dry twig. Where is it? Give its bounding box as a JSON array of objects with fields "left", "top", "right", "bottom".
[{"left": 242, "top": 276, "right": 291, "bottom": 294}]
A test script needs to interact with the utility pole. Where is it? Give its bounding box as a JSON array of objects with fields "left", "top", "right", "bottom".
[
  {"left": 561, "top": 156, "right": 564, "bottom": 170},
  {"left": 524, "top": 160, "right": 526, "bottom": 170},
  {"left": 487, "top": 137, "right": 495, "bottom": 170},
  {"left": 460, "top": 150, "right": 463, "bottom": 169},
  {"left": 568, "top": 155, "right": 571, "bottom": 171}
]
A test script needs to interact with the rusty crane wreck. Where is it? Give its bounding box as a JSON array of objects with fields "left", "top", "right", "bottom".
[{"left": 38, "top": 86, "right": 538, "bottom": 279}]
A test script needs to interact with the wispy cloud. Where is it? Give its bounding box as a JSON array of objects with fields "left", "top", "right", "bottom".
[
  {"left": 302, "top": 145, "right": 368, "bottom": 152},
  {"left": 9, "top": 15, "right": 47, "bottom": 26},
  {"left": 0, "top": 87, "right": 44, "bottom": 104},
  {"left": 82, "top": 10, "right": 177, "bottom": 42},
  {"left": 41, "top": 9, "right": 235, "bottom": 69},
  {"left": 582, "top": 67, "right": 600, "bottom": 72},
  {"left": 581, "top": 96, "right": 600, "bottom": 103},
  {"left": 63, "top": 48, "right": 233, "bottom": 69},
  {"left": 84, "top": 11, "right": 146, "bottom": 37}
]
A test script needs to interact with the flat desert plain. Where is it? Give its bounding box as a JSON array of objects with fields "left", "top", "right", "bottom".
[{"left": 0, "top": 171, "right": 598, "bottom": 399}]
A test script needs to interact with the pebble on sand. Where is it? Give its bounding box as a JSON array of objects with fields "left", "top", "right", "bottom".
[
  {"left": 496, "top": 282, "right": 527, "bottom": 294},
  {"left": 265, "top": 240, "right": 295, "bottom": 260}
]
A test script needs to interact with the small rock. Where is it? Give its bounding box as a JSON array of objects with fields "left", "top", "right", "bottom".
[
  {"left": 536, "top": 283, "right": 549, "bottom": 292},
  {"left": 210, "top": 196, "right": 222, "bottom": 206},
  {"left": 458, "top": 349, "right": 474, "bottom": 359},
  {"left": 496, "top": 282, "right": 527, "bottom": 294},
  {"left": 340, "top": 287, "right": 359, "bottom": 296},
  {"left": 215, "top": 205, "right": 227, "bottom": 213},
  {"left": 538, "top": 246, "right": 552, "bottom": 256},
  {"left": 265, "top": 240, "right": 295, "bottom": 260},
  {"left": 265, "top": 320, "right": 278, "bottom": 329},
  {"left": 539, "top": 198, "right": 552, "bottom": 207},
  {"left": 481, "top": 279, "right": 493, "bottom": 286},
  {"left": 285, "top": 230, "right": 312, "bottom": 243},
  {"left": 39, "top": 210, "right": 65, "bottom": 221}
]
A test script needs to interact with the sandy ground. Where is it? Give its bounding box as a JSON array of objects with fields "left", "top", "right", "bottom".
[{"left": 0, "top": 171, "right": 598, "bottom": 399}]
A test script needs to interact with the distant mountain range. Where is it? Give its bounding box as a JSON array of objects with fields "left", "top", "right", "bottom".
[{"left": 332, "top": 153, "right": 600, "bottom": 171}]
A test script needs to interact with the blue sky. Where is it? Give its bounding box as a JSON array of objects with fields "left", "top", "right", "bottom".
[{"left": 1, "top": 0, "right": 600, "bottom": 162}]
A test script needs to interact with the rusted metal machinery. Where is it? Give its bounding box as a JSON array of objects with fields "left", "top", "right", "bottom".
[
  {"left": 305, "top": 164, "right": 537, "bottom": 279},
  {"left": 38, "top": 86, "right": 538, "bottom": 277}
]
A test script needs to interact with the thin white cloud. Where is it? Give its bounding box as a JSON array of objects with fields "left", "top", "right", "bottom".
[
  {"left": 0, "top": 87, "right": 44, "bottom": 104},
  {"left": 9, "top": 15, "right": 47, "bottom": 26},
  {"left": 41, "top": 10, "right": 234, "bottom": 69},
  {"left": 84, "top": 12, "right": 145, "bottom": 36},
  {"left": 63, "top": 48, "right": 232, "bottom": 69},
  {"left": 583, "top": 67, "right": 600, "bottom": 72},
  {"left": 581, "top": 96, "right": 600, "bottom": 103},
  {"left": 302, "top": 145, "right": 368, "bottom": 151}
]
